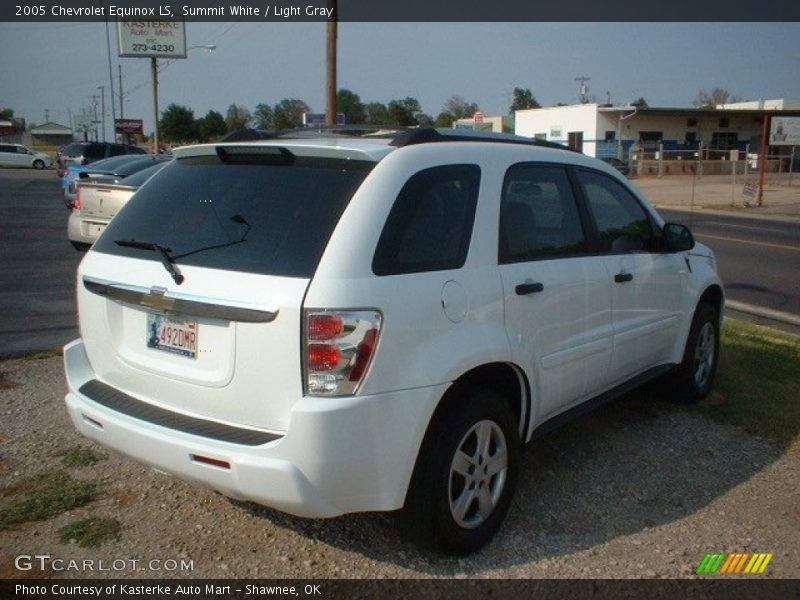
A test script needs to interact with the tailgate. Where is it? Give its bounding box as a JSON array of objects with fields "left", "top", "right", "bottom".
[
  {"left": 79, "top": 183, "right": 133, "bottom": 220},
  {"left": 78, "top": 252, "right": 308, "bottom": 433}
]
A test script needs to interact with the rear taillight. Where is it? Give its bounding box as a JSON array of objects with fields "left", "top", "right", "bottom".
[
  {"left": 304, "top": 310, "right": 382, "bottom": 396},
  {"left": 73, "top": 187, "right": 81, "bottom": 212}
]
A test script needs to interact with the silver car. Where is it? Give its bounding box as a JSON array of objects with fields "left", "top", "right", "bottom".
[{"left": 68, "top": 161, "right": 168, "bottom": 250}]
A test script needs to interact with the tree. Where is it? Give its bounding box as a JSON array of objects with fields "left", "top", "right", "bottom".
[
  {"left": 509, "top": 88, "right": 540, "bottom": 113},
  {"left": 386, "top": 97, "right": 423, "bottom": 126},
  {"left": 630, "top": 97, "right": 649, "bottom": 108},
  {"left": 160, "top": 104, "right": 196, "bottom": 142},
  {"left": 693, "top": 88, "right": 741, "bottom": 108},
  {"left": 253, "top": 103, "right": 274, "bottom": 129},
  {"left": 336, "top": 89, "right": 365, "bottom": 125},
  {"left": 196, "top": 110, "right": 227, "bottom": 142},
  {"left": 435, "top": 111, "right": 455, "bottom": 128},
  {"left": 273, "top": 98, "right": 311, "bottom": 129},
  {"left": 225, "top": 104, "right": 252, "bottom": 132},
  {"left": 0, "top": 108, "right": 13, "bottom": 120},
  {"left": 443, "top": 95, "right": 479, "bottom": 120},
  {"left": 363, "top": 102, "right": 388, "bottom": 125}
]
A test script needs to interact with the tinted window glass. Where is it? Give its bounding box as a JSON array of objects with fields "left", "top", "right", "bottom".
[
  {"left": 499, "top": 164, "right": 588, "bottom": 263},
  {"left": 62, "top": 143, "right": 82, "bottom": 155},
  {"left": 0, "top": 145, "right": 13, "bottom": 153},
  {"left": 126, "top": 145, "right": 147, "bottom": 155},
  {"left": 576, "top": 170, "right": 654, "bottom": 252},
  {"left": 115, "top": 157, "right": 165, "bottom": 177},
  {"left": 119, "top": 162, "right": 167, "bottom": 187},
  {"left": 109, "top": 144, "right": 127, "bottom": 156},
  {"left": 93, "top": 155, "right": 373, "bottom": 278},
  {"left": 372, "top": 164, "right": 480, "bottom": 276},
  {"left": 84, "top": 144, "right": 107, "bottom": 159},
  {"left": 86, "top": 155, "right": 143, "bottom": 173}
]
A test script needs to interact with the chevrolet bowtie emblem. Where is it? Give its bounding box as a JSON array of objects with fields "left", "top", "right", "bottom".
[{"left": 141, "top": 287, "right": 176, "bottom": 312}]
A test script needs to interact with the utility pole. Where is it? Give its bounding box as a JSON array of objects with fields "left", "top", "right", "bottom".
[
  {"left": 118, "top": 64, "right": 124, "bottom": 118},
  {"left": 89, "top": 94, "right": 100, "bottom": 141},
  {"left": 325, "top": 0, "right": 337, "bottom": 127},
  {"left": 104, "top": 15, "right": 117, "bottom": 142},
  {"left": 44, "top": 109, "right": 50, "bottom": 122},
  {"left": 97, "top": 86, "right": 106, "bottom": 142},
  {"left": 575, "top": 76, "right": 590, "bottom": 104},
  {"left": 151, "top": 57, "right": 160, "bottom": 153}
]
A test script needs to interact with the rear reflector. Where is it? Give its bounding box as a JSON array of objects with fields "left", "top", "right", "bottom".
[{"left": 190, "top": 454, "right": 231, "bottom": 470}]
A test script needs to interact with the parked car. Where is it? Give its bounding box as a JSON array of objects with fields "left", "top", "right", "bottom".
[
  {"left": 0, "top": 143, "right": 53, "bottom": 169},
  {"left": 68, "top": 161, "right": 169, "bottom": 250},
  {"left": 63, "top": 155, "right": 170, "bottom": 208},
  {"left": 63, "top": 128, "right": 723, "bottom": 555},
  {"left": 601, "top": 156, "right": 631, "bottom": 176},
  {"left": 56, "top": 142, "right": 147, "bottom": 176}
]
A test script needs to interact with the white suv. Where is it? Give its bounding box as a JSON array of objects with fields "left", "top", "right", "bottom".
[{"left": 64, "top": 129, "right": 723, "bottom": 554}]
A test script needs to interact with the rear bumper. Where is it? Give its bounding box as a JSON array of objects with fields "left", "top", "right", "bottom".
[
  {"left": 63, "top": 338, "right": 444, "bottom": 518},
  {"left": 67, "top": 212, "right": 107, "bottom": 245}
]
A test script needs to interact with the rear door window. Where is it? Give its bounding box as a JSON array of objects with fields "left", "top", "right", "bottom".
[
  {"left": 93, "top": 153, "right": 373, "bottom": 278},
  {"left": 84, "top": 145, "right": 107, "bottom": 159},
  {"left": 499, "top": 164, "right": 588, "bottom": 263}
]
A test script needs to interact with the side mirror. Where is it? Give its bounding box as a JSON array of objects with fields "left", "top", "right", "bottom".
[{"left": 662, "top": 222, "right": 694, "bottom": 252}]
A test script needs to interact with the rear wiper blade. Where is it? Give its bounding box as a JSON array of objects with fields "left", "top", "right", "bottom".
[{"left": 115, "top": 239, "right": 185, "bottom": 285}]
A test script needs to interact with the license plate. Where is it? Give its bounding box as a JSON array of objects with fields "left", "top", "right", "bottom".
[{"left": 146, "top": 314, "right": 198, "bottom": 359}]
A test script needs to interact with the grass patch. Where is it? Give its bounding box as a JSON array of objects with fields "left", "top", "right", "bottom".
[
  {"left": 58, "top": 517, "right": 121, "bottom": 547},
  {"left": 0, "top": 471, "right": 96, "bottom": 528},
  {"left": 60, "top": 446, "right": 105, "bottom": 468},
  {"left": 692, "top": 318, "right": 800, "bottom": 450}
]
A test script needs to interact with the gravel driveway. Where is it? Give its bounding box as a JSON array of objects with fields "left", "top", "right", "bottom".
[{"left": 1, "top": 355, "right": 798, "bottom": 579}]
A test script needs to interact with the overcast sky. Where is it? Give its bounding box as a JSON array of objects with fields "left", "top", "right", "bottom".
[{"left": 2, "top": 22, "right": 799, "bottom": 138}]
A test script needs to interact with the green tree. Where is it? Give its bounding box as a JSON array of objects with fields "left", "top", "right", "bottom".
[
  {"left": 196, "top": 110, "right": 227, "bottom": 142},
  {"left": 160, "top": 104, "right": 196, "bottom": 142},
  {"left": 225, "top": 104, "right": 252, "bottom": 132},
  {"left": 693, "top": 88, "right": 741, "bottom": 108},
  {"left": 363, "top": 102, "right": 388, "bottom": 125},
  {"left": 630, "top": 97, "right": 648, "bottom": 108},
  {"left": 443, "top": 95, "right": 479, "bottom": 120},
  {"left": 509, "top": 87, "right": 540, "bottom": 113},
  {"left": 0, "top": 108, "right": 13, "bottom": 120},
  {"left": 336, "top": 89, "right": 365, "bottom": 125},
  {"left": 253, "top": 103, "right": 274, "bottom": 129},
  {"left": 435, "top": 111, "right": 455, "bottom": 128},
  {"left": 386, "top": 97, "right": 423, "bottom": 126},
  {"left": 273, "top": 98, "right": 311, "bottom": 129}
]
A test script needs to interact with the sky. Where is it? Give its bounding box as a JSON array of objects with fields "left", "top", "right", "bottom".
[{"left": 1, "top": 21, "right": 799, "bottom": 139}]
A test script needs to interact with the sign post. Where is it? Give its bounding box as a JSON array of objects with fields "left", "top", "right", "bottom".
[{"left": 117, "top": 21, "right": 187, "bottom": 152}]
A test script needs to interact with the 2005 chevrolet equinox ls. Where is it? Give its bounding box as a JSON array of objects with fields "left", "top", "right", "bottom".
[{"left": 64, "top": 128, "right": 723, "bottom": 555}]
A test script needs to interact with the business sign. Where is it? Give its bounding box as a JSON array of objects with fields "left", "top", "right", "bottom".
[
  {"left": 770, "top": 116, "right": 800, "bottom": 146},
  {"left": 302, "top": 113, "right": 346, "bottom": 127},
  {"left": 473, "top": 111, "right": 485, "bottom": 123},
  {"left": 115, "top": 119, "right": 144, "bottom": 135},
  {"left": 118, "top": 21, "right": 187, "bottom": 58}
]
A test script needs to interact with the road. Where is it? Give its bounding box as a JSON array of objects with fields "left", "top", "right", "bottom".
[
  {"left": 660, "top": 208, "right": 800, "bottom": 327},
  {"left": 0, "top": 169, "right": 797, "bottom": 358},
  {"left": 0, "top": 169, "right": 81, "bottom": 358}
]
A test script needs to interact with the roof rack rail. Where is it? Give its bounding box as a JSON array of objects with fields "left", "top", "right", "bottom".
[{"left": 389, "top": 126, "right": 580, "bottom": 152}]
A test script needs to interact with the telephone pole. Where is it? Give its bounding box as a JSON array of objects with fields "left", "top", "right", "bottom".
[
  {"left": 575, "top": 76, "right": 591, "bottom": 104},
  {"left": 325, "top": 0, "right": 337, "bottom": 127},
  {"left": 97, "top": 86, "right": 106, "bottom": 142},
  {"left": 118, "top": 64, "right": 124, "bottom": 118}
]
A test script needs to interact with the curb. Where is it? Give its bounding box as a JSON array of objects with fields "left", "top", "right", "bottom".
[
  {"left": 726, "top": 300, "right": 800, "bottom": 327},
  {"left": 653, "top": 205, "right": 800, "bottom": 224}
]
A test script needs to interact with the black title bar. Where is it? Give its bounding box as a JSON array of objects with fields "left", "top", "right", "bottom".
[{"left": 3, "top": 0, "right": 800, "bottom": 22}]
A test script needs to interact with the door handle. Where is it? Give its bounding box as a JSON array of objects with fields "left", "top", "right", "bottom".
[
  {"left": 515, "top": 282, "right": 544, "bottom": 295},
  {"left": 614, "top": 273, "right": 633, "bottom": 283}
]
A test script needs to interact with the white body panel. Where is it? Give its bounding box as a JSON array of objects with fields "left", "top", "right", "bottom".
[{"left": 65, "top": 135, "right": 723, "bottom": 517}]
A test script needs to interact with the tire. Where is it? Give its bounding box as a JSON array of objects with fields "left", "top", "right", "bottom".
[
  {"left": 71, "top": 241, "right": 91, "bottom": 252},
  {"left": 672, "top": 302, "right": 720, "bottom": 403},
  {"left": 33, "top": 159, "right": 45, "bottom": 170},
  {"left": 401, "top": 386, "right": 520, "bottom": 555}
]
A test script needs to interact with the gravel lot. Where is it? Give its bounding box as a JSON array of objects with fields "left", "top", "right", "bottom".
[{"left": 1, "top": 355, "right": 798, "bottom": 579}]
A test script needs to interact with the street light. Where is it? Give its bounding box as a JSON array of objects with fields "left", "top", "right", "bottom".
[{"left": 151, "top": 44, "right": 216, "bottom": 153}]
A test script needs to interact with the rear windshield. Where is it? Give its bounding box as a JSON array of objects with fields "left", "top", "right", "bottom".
[
  {"left": 92, "top": 153, "right": 374, "bottom": 278},
  {"left": 120, "top": 162, "right": 167, "bottom": 187}
]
